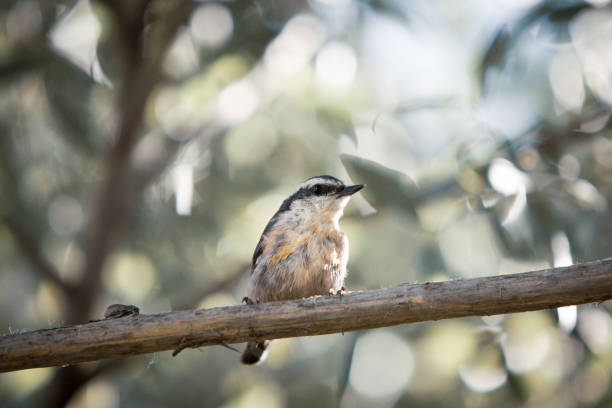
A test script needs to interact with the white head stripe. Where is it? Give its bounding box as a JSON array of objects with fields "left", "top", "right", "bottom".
[{"left": 296, "top": 177, "right": 343, "bottom": 192}]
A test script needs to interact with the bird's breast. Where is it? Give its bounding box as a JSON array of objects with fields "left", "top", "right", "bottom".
[
  {"left": 252, "top": 222, "right": 349, "bottom": 300},
  {"left": 293, "top": 226, "right": 348, "bottom": 293}
]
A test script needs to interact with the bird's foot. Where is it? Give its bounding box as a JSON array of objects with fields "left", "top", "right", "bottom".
[
  {"left": 329, "top": 286, "right": 348, "bottom": 297},
  {"left": 242, "top": 296, "right": 261, "bottom": 305}
]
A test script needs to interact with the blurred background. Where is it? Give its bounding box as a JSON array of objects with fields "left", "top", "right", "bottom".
[{"left": 1, "top": 0, "right": 612, "bottom": 406}]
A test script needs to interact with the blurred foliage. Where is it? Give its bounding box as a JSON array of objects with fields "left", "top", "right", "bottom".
[{"left": 1, "top": 0, "right": 612, "bottom": 407}]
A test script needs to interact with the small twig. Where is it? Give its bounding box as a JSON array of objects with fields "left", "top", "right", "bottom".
[
  {"left": 219, "top": 342, "right": 241, "bottom": 353},
  {"left": 172, "top": 336, "right": 191, "bottom": 356},
  {"left": 172, "top": 335, "right": 240, "bottom": 357}
]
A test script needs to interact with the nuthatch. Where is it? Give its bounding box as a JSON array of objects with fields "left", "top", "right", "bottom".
[{"left": 241, "top": 175, "right": 364, "bottom": 365}]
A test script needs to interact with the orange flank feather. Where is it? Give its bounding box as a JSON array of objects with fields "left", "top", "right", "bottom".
[{"left": 267, "top": 242, "right": 297, "bottom": 266}]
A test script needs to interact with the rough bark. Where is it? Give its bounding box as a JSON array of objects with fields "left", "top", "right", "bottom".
[{"left": 2, "top": 258, "right": 612, "bottom": 372}]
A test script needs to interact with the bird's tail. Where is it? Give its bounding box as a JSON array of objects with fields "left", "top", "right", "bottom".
[{"left": 241, "top": 340, "right": 271, "bottom": 365}]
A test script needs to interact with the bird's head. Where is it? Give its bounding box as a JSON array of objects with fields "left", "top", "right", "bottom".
[{"left": 281, "top": 175, "right": 364, "bottom": 224}]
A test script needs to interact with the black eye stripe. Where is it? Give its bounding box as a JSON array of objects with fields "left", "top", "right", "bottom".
[
  {"left": 311, "top": 183, "right": 342, "bottom": 196},
  {"left": 277, "top": 180, "right": 345, "bottom": 212}
]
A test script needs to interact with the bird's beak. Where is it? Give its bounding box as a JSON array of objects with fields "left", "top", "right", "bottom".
[{"left": 336, "top": 184, "right": 365, "bottom": 198}]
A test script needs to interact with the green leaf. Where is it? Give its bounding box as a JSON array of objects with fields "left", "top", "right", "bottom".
[
  {"left": 479, "top": 1, "right": 593, "bottom": 91},
  {"left": 340, "top": 153, "right": 417, "bottom": 215}
]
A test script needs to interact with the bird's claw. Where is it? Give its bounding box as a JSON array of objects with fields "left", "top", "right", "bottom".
[
  {"left": 329, "top": 286, "right": 348, "bottom": 297},
  {"left": 242, "top": 296, "right": 261, "bottom": 305}
]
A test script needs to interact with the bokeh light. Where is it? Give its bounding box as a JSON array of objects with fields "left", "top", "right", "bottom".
[
  {"left": 263, "top": 14, "right": 326, "bottom": 80},
  {"left": 549, "top": 50, "right": 585, "bottom": 113},
  {"left": 577, "top": 307, "right": 612, "bottom": 354},
  {"left": 217, "top": 80, "right": 260, "bottom": 124},
  {"left": 48, "top": 195, "right": 84, "bottom": 237},
  {"left": 190, "top": 3, "right": 234, "bottom": 49},
  {"left": 349, "top": 331, "right": 415, "bottom": 400},
  {"left": 315, "top": 41, "right": 357, "bottom": 93},
  {"left": 103, "top": 252, "right": 157, "bottom": 302},
  {"left": 458, "top": 364, "right": 507, "bottom": 393},
  {"left": 164, "top": 28, "right": 199, "bottom": 78}
]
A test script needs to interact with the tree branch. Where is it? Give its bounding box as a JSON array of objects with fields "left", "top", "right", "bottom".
[
  {"left": 71, "top": 1, "right": 192, "bottom": 324},
  {"left": 2, "top": 258, "right": 612, "bottom": 372}
]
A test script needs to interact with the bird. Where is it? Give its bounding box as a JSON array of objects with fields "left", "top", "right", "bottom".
[{"left": 241, "top": 175, "right": 364, "bottom": 365}]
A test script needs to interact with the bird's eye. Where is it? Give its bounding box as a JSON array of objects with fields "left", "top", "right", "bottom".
[{"left": 313, "top": 184, "right": 323, "bottom": 195}]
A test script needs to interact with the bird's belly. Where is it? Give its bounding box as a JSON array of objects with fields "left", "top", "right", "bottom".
[
  {"left": 248, "top": 231, "right": 348, "bottom": 302},
  {"left": 291, "top": 259, "right": 342, "bottom": 298},
  {"left": 292, "top": 234, "right": 346, "bottom": 297}
]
